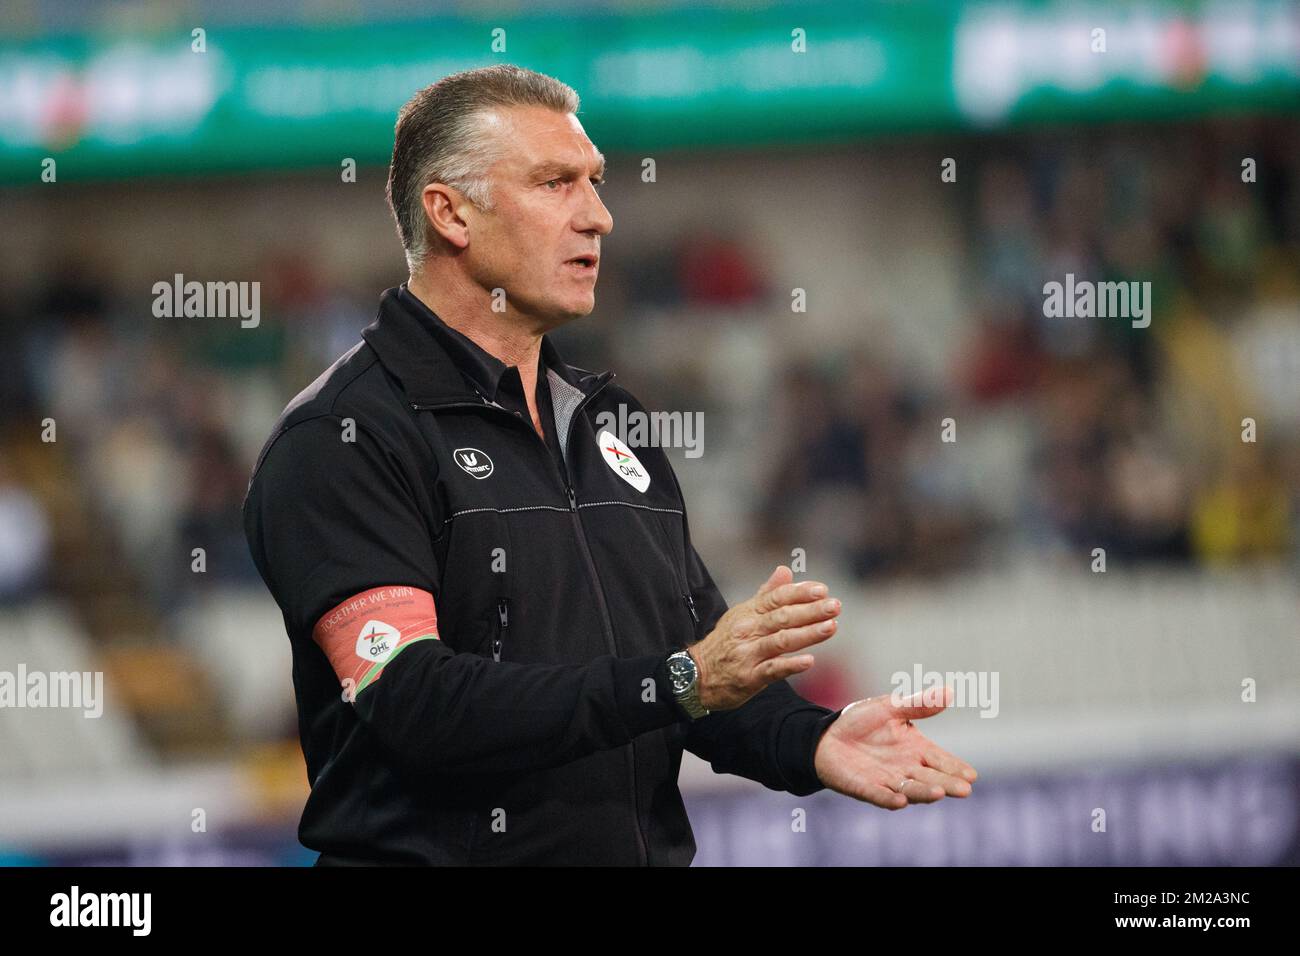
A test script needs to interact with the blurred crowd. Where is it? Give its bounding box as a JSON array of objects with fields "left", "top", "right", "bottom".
[
  {"left": 0, "top": 120, "right": 1296, "bottom": 640},
  {"left": 757, "top": 122, "right": 1300, "bottom": 578},
  {"left": 0, "top": 255, "right": 405, "bottom": 621}
]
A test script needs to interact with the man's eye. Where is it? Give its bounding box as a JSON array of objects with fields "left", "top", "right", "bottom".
[{"left": 544, "top": 179, "right": 562, "bottom": 189}]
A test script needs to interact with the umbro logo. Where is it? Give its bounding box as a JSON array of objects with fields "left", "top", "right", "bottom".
[{"left": 453, "top": 447, "right": 494, "bottom": 479}]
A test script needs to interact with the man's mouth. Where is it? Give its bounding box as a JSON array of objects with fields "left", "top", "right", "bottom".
[{"left": 565, "top": 254, "right": 599, "bottom": 272}]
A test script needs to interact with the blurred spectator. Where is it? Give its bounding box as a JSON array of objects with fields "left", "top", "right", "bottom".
[
  {"left": 1192, "top": 446, "right": 1293, "bottom": 563},
  {"left": 179, "top": 426, "right": 262, "bottom": 586},
  {"left": 0, "top": 459, "right": 50, "bottom": 605}
]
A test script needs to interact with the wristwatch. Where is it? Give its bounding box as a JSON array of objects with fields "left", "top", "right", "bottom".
[{"left": 663, "top": 648, "right": 709, "bottom": 720}]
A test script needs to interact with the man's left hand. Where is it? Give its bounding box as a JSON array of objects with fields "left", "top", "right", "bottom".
[{"left": 813, "top": 687, "right": 978, "bottom": 809}]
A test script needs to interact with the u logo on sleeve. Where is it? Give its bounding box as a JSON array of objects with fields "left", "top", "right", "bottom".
[{"left": 597, "top": 429, "right": 650, "bottom": 493}]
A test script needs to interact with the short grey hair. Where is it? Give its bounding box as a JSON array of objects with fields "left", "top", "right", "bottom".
[{"left": 386, "top": 64, "right": 581, "bottom": 274}]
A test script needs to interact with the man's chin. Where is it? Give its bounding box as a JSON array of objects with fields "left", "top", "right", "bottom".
[
  {"left": 549, "top": 295, "right": 597, "bottom": 325},
  {"left": 516, "top": 289, "right": 597, "bottom": 331}
]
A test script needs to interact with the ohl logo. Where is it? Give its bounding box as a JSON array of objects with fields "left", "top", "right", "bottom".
[
  {"left": 597, "top": 430, "right": 650, "bottom": 493},
  {"left": 356, "top": 620, "right": 399, "bottom": 663}
]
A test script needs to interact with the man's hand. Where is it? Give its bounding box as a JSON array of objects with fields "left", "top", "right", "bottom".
[
  {"left": 814, "top": 687, "right": 978, "bottom": 809},
  {"left": 689, "top": 564, "right": 840, "bottom": 712}
]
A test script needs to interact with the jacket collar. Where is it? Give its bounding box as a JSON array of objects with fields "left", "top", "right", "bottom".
[{"left": 361, "top": 284, "right": 612, "bottom": 407}]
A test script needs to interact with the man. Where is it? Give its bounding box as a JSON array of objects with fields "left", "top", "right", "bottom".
[{"left": 243, "top": 64, "right": 977, "bottom": 866}]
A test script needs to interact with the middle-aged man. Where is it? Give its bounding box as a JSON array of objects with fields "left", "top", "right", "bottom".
[{"left": 243, "top": 64, "right": 977, "bottom": 866}]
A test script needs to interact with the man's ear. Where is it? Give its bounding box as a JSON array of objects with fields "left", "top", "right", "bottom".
[{"left": 421, "top": 182, "right": 471, "bottom": 251}]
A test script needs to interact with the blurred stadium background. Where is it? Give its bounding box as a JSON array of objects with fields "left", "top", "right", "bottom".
[{"left": 0, "top": 0, "right": 1297, "bottom": 865}]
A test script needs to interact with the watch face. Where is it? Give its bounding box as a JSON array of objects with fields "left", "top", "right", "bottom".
[{"left": 667, "top": 654, "right": 695, "bottom": 692}]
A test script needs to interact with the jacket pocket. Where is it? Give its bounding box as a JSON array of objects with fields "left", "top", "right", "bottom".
[
  {"left": 465, "top": 599, "right": 511, "bottom": 661},
  {"left": 649, "top": 511, "right": 700, "bottom": 641}
]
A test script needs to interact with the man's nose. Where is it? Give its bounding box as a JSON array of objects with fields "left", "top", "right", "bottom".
[{"left": 576, "top": 182, "right": 613, "bottom": 237}]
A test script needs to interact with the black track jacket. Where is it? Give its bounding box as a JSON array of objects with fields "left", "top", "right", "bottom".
[{"left": 242, "top": 285, "right": 841, "bottom": 865}]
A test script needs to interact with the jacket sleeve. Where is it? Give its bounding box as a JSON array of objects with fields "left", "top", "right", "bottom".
[
  {"left": 242, "top": 414, "right": 683, "bottom": 781},
  {"left": 669, "top": 471, "right": 843, "bottom": 797}
]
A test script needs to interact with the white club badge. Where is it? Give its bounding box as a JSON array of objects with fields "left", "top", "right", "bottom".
[
  {"left": 597, "top": 429, "right": 650, "bottom": 493},
  {"left": 356, "top": 620, "right": 400, "bottom": 664}
]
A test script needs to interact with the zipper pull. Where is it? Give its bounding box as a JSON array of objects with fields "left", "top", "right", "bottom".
[
  {"left": 493, "top": 599, "right": 508, "bottom": 662},
  {"left": 683, "top": 593, "right": 700, "bottom": 623},
  {"left": 567, "top": 486, "right": 577, "bottom": 511}
]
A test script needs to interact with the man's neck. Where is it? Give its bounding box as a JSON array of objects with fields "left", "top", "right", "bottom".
[
  {"left": 406, "top": 271, "right": 544, "bottom": 369},
  {"left": 405, "top": 270, "right": 547, "bottom": 438}
]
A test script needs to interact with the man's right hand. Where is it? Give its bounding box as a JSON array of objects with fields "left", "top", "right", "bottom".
[{"left": 688, "top": 565, "right": 840, "bottom": 712}]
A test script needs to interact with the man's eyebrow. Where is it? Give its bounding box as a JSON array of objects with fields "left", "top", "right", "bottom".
[{"left": 526, "top": 155, "right": 607, "bottom": 180}]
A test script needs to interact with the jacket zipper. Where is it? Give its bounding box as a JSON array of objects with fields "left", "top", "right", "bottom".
[
  {"left": 411, "top": 372, "right": 653, "bottom": 865},
  {"left": 650, "top": 515, "right": 701, "bottom": 634},
  {"left": 492, "top": 598, "right": 508, "bottom": 662},
  {"left": 559, "top": 381, "right": 654, "bottom": 867}
]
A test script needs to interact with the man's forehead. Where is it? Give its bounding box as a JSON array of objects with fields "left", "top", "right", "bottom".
[{"left": 495, "top": 106, "right": 605, "bottom": 174}]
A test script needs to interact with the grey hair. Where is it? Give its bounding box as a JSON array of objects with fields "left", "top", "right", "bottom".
[{"left": 386, "top": 64, "right": 581, "bottom": 274}]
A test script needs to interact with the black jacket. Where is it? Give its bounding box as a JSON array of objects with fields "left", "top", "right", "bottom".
[{"left": 242, "top": 285, "right": 840, "bottom": 865}]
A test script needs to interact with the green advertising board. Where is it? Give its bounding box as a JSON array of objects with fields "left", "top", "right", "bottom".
[{"left": 0, "top": 1, "right": 1295, "bottom": 183}]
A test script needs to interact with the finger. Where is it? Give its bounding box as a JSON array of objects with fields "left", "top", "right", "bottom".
[
  {"left": 859, "top": 783, "right": 908, "bottom": 810},
  {"left": 754, "top": 619, "right": 838, "bottom": 659},
  {"left": 922, "top": 746, "right": 979, "bottom": 782},
  {"left": 753, "top": 579, "right": 830, "bottom": 614},
  {"left": 752, "top": 596, "right": 841, "bottom": 637},
  {"left": 889, "top": 685, "right": 953, "bottom": 720},
  {"left": 754, "top": 565, "right": 792, "bottom": 597},
  {"left": 755, "top": 653, "right": 815, "bottom": 684},
  {"left": 909, "top": 765, "right": 972, "bottom": 798},
  {"left": 893, "top": 777, "right": 945, "bottom": 804}
]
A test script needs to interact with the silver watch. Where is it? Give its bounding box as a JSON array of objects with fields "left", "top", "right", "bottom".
[{"left": 665, "top": 649, "right": 709, "bottom": 720}]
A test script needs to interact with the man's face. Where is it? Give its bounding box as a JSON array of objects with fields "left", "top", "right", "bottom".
[{"left": 461, "top": 105, "right": 613, "bottom": 328}]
